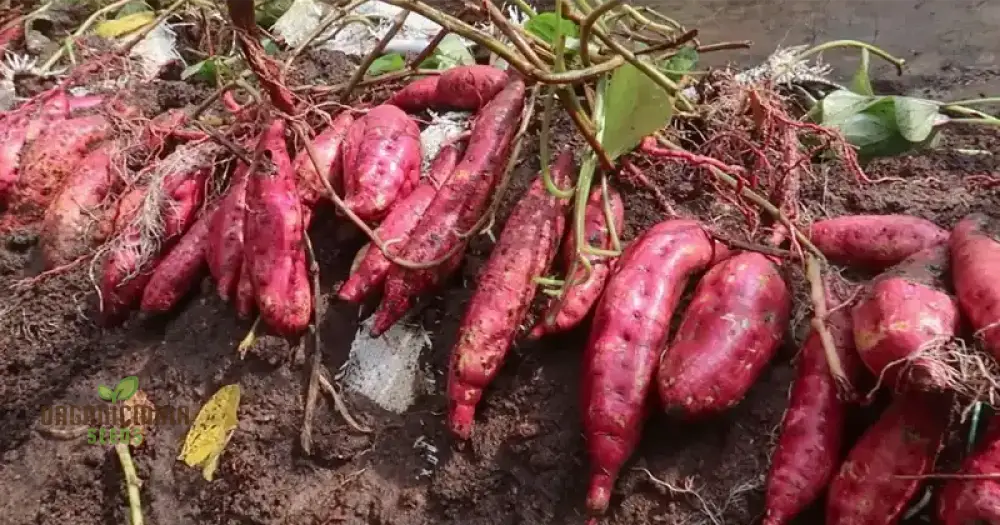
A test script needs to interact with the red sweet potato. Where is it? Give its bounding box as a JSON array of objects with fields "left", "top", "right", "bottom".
[
  {"left": 809, "top": 214, "right": 949, "bottom": 270},
  {"left": 826, "top": 392, "right": 951, "bottom": 525},
  {"left": 371, "top": 76, "right": 526, "bottom": 336},
  {"left": 448, "top": 149, "right": 574, "bottom": 439},
  {"left": 0, "top": 15, "right": 23, "bottom": 54},
  {"left": 937, "top": 419, "right": 1000, "bottom": 524},
  {"left": 293, "top": 111, "right": 354, "bottom": 224},
  {"left": 207, "top": 161, "right": 251, "bottom": 301},
  {"left": 763, "top": 284, "right": 863, "bottom": 525},
  {"left": 340, "top": 104, "right": 421, "bottom": 222},
  {"left": 386, "top": 76, "right": 441, "bottom": 112},
  {"left": 435, "top": 65, "right": 508, "bottom": 111},
  {"left": 852, "top": 244, "right": 960, "bottom": 392},
  {"left": 139, "top": 208, "right": 213, "bottom": 314},
  {"left": 582, "top": 219, "right": 721, "bottom": 515},
  {"left": 657, "top": 252, "right": 791, "bottom": 416},
  {"left": 950, "top": 213, "right": 1000, "bottom": 362},
  {"left": 337, "top": 141, "right": 462, "bottom": 303},
  {"left": 529, "top": 185, "right": 625, "bottom": 339},
  {"left": 39, "top": 142, "right": 120, "bottom": 268},
  {"left": 234, "top": 257, "right": 256, "bottom": 320},
  {"left": 243, "top": 119, "right": 311, "bottom": 335}
]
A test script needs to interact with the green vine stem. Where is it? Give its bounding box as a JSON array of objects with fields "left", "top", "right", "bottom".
[{"left": 793, "top": 40, "right": 906, "bottom": 75}]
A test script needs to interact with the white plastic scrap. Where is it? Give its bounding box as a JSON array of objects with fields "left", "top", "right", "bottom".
[
  {"left": 341, "top": 315, "right": 430, "bottom": 414},
  {"left": 128, "top": 22, "right": 182, "bottom": 81},
  {"left": 419, "top": 111, "right": 471, "bottom": 173}
]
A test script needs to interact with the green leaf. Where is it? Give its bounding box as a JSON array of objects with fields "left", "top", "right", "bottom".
[
  {"left": 260, "top": 37, "right": 280, "bottom": 56},
  {"left": 98, "top": 384, "right": 115, "bottom": 402},
  {"left": 116, "top": 1, "right": 152, "bottom": 17},
  {"left": 255, "top": 0, "right": 293, "bottom": 28},
  {"left": 422, "top": 34, "right": 476, "bottom": 70},
  {"left": 114, "top": 376, "right": 139, "bottom": 402},
  {"left": 818, "top": 90, "right": 881, "bottom": 127},
  {"left": 524, "top": 11, "right": 579, "bottom": 45},
  {"left": 892, "top": 96, "right": 942, "bottom": 143},
  {"left": 94, "top": 11, "right": 155, "bottom": 38},
  {"left": 601, "top": 60, "right": 677, "bottom": 161},
  {"left": 367, "top": 53, "right": 405, "bottom": 76},
  {"left": 660, "top": 46, "right": 698, "bottom": 83},
  {"left": 181, "top": 58, "right": 220, "bottom": 84},
  {"left": 850, "top": 48, "right": 874, "bottom": 96}
]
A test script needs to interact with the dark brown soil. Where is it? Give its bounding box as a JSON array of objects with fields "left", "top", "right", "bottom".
[{"left": 2, "top": 30, "right": 1000, "bottom": 525}]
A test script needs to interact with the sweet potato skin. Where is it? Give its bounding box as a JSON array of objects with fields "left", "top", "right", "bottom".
[
  {"left": 950, "top": 213, "right": 1000, "bottom": 362},
  {"left": 937, "top": 420, "right": 1000, "bottom": 524},
  {"left": 235, "top": 256, "right": 256, "bottom": 320},
  {"left": 448, "top": 149, "right": 574, "bottom": 440},
  {"left": 763, "top": 286, "right": 863, "bottom": 525},
  {"left": 371, "top": 77, "right": 526, "bottom": 336},
  {"left": 657, "top": 251, "right": 791, "bottom": 417},
  {"left": 809, "top": 214, "right": 948, "bottom": 270},
  {"left": 826, "top": 392, "right": 951, "bottom": 525},
  {"left": 530, "top": 186, "right": 625, "bottom": 339},
  {"left": 337, "top": 142, "right": 461, "bottom": 303},
  {"left": 386, "top": 76, "right": 441, "bottom": 112},
  {"left": 852, "top": 244, "right": 959, "bottom": 392},
  {"left": 207, "top": 161, "right": 251, "bottom": 301},
  {"left": 140, "top": 208, "right": 213, "bottom": 314},
  {"left": 436, "top": 65, "right": 508, "bottom": 111},
  {"left": 340, "top": 104, "right": 422, "bottom": 222},
  {"left": 582, "top": 219, "right": 720, "bottom": 515},
  {"left": 293, "top": 112, "right": 353, "bottom": 218}
]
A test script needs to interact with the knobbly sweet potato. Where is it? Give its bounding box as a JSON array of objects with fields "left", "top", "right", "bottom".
[
  {"left": 340, "top": 104, "right": 421, "bottom": 222},
  {"left": 950, "top": 213, "right": 1000, "bottom": 362},
  {"left": 529, "top": 186, "right": 624, "bottom": 339},
  {"left": 937, "top": 419, "right": 1000, "bottom": 524},
  {"left": 386, "top": 76, "right": 441, "bottom": 112},
  {"left": 448, "top": 149, "right": 574, "bottom": 440},
  {"left": 243, "top": 119, "right": 311, "bottom": 335},
  {"left": 763, "top": 284, "right": 863, "bottom": 525},
  {"left": 139, "top": 208, "right": 213, "bottom": 314},
  {"left": 39, "top": 142, "right": 120, "bottom": 268},
  {"left": 657, "top": 252, "right": 791, "bottom": 417},
  {"left": 582, "top": 219, "right": 721, "bottom": 515},
  {"left": 826, "top": 392, "right": 951, "bottom": 525},
  {"left": 435, "top": 65, "right": 508, "bottom": 111},
  {"left": 337, "top": 142, "right": 462, "bottom": 303},
  {"left": 207, "top": 161, "right": 251, "bottom": 301},
  {"left": 371, "top": 76, "right": 526, "bottom": 336},
  {"left": 809, "top": 214, "right": 949, "bottom": 270},
  {"left": 293, "top": 111, "right": 353, "bottom": 225},
  {"left": 852, "top": 244, "right": 960, "bottom": 392}
]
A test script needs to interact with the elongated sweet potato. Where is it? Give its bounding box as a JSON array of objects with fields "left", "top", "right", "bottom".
[
  {"left": 207, "top": 161, "right": 251, "bottom": 301},
  {"left": 582, "top": 219, "right": 721, "bottom": 515},
  {"left": 235, "top": 256, "right": 256, "bottom": 320},
  {"left": 39, "top": 142, "right": 120, "bottom": 268},
  {"left": 826, "top": 392, "right": 951, "bottom": 525},
  {"left": 386, "top": 76, "right": 441, "bottom": 112},
  {"left": 852, "top": 244, "right": 960, "bottom": 392},
  {"left": 294, "top": 111, "right": 353, "bottom": 224},
  {"left": 763, "top": 284, "right": 863, "bottom": 525},
  {"left": 435, "top": 65, "right": 508, "bottom": 111},
  {"left": 809, "top": 214, "right": 948, "bottom": 270},
  {"left": 340, "top": 104, "right": 421, "bottom": 222},
  {"left": 337, "top": 141, "right": 462, "bottom": 303},
  {"left": 950, "top": 213, "right": 1000, "bottom": 362},
  {"left": 657, "top": 252, "right": 791, "bottom": 416},
  {"left": 243, "top": 119, "right": 311, "bottom": 335},
  {"left": 371, "top": 76, "right": 526, "bottom": 336},
  {"left": 529, "top": 186, "right": 625, "bottom": 339},
  {"left": 140, "top": 208, "right": 213, "bottom": 314},
  {"left": 937, "top": 419, "right": 1000, "bottom": 524},
  {"left": 448, "top": 149, "right": 574, "bottom": 439}
]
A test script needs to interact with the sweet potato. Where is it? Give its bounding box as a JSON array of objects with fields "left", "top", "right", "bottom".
[
  {"left": 529, "top": 186, "right": 625, "bottom": 339},
  {"left": 826, "top": 392, "right": 951, "bottom": 525},
  {"left": 243, "top": 119, "right": 311, "bottom": 335},
  {"left": 763, "top": 284, "right": 863, "bottom": 525},
  {"left": 39, "top": 142, "right": 120, "bottom": 268},
  {"left": 293, "top": 111, "right": 354, "bottom": 224},
  {"left": 234, "top": 257, "right": 256, "bottom": 320},
  {"left": 337, "top": 141, "right": 462, "bottom": 303},
  {"left": 207, "top": 161, "right": 251, "bottom": 301},
  {"left": 937, "top": 419, "right": 1000, "bottom": 524},
  {"left": 140, "top": 208, "right": 213, "bottom": 314},
  {"left": 448, "top": 149, "right": 574, "bottom": 439},
  {"left": 371, "top": 76, "right": 526, "bottom": 336},
  {"left": 809, "top": 214, "right": 949, "bottom": 270},
  {"left": 386, "top": 76, "right": 441, "bottom": 112},
  {"left": 582, "top": 219, "right": 721, "bottom": 515},
  {"left": 950, "top": 213, "right": 1000, "bottom": 362},
  {"left": 657, "top": 252, "right": 791, "bottom": 417},
  {"left": 435, "top": 65, "right": 508, "bottom": 111},
  {"left": 340, "top": 104, "right": 421, "bottom": 222},
  {"left": 852, "top": 244, "right": 960, "bottom": 392}
]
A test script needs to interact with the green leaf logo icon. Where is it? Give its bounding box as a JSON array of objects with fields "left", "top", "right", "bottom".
[
  {"left": 98, "top": 385, "right": 115, "bottom": 402},
  {"left": 114, "top": 376, "right": 140, "bottom": 403}
]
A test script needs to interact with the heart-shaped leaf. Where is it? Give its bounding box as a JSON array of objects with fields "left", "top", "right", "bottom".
[
  {"left": 524, "top": 11, "right": 579, "bottom": 45},
  {"left": 601, "top": 60, "right": 677, "bottom": 160},
  {"left": 98, "top": 384, "right": 115, "bottom": 402},
  {"left": 892, "top": 96, "right": 941, "bottom": 143},
  {"left": 115, "top": 376, "right": 140, "bottom": 402}
]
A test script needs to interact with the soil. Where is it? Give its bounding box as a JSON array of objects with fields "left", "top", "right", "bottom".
[{"left": 2, "top": 8, "right": 1000, "bottom": 525}]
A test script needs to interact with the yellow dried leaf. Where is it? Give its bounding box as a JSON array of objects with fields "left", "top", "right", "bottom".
[
  {"left": 94, "top": 12, "right": 155, "bottom": 39},
  {"left": 177, "top": 384, "right": 241, "bottom": 481}
]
